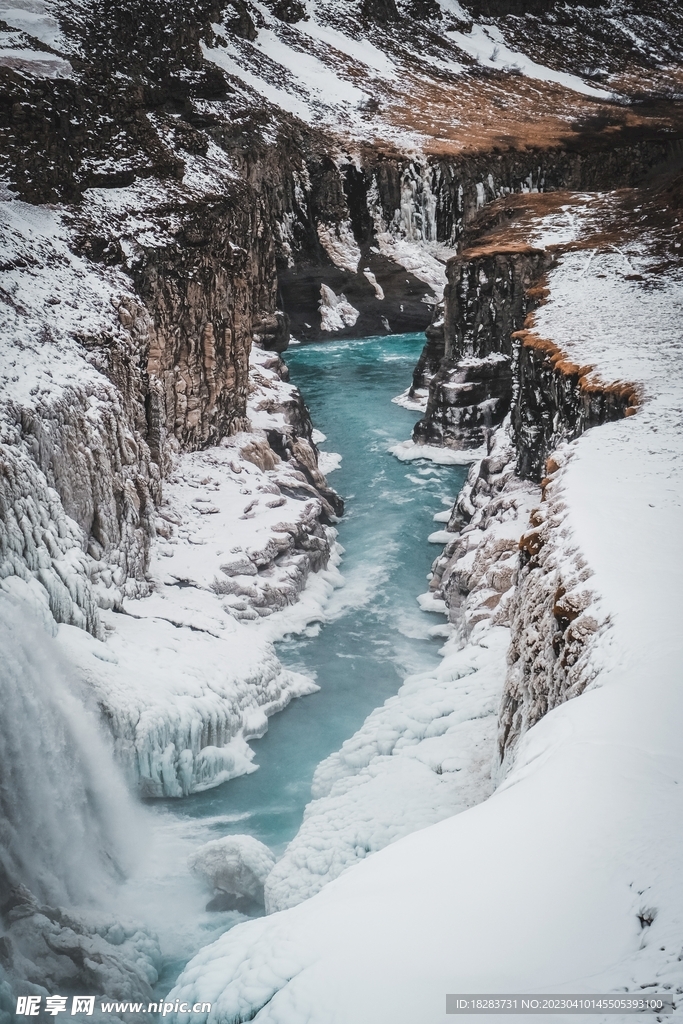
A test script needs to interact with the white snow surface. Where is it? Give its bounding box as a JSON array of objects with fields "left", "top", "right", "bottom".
[
  {"left": 390, "top": 439, "right": 486, "bottom": 464},
  {"left": 0, "top": 1, "right": 67, "bottom": 50},
  {"left": 317, "top": 220, "right": 361, "bottom": 274},
  {"left": 168, "top": 241, "right": 683, "bottom": 1019},
  {"left": 0, "top": 1, "right": 72, "bottom": 76},
  {"left": 318, "top": 283, "right": 360, "bottom": 332},
  {"left": 189, "top": 836, "right": 276, "bottom": 900},
  {"left": 391, "top": 386, "right": 428, "bottom": 412},
  {"left": 316, "top": 451, "right": 342, "bottom": 474},
  {"left": 445, "top": 23, "right": 612, "bottom": 99},
  {"left": 0, "top": 200, "right": 132, "bottom": 408}
]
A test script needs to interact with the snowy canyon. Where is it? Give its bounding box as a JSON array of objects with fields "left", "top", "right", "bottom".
[{"left": 1, "top": 0, "right": 683, "bottom": 1021}]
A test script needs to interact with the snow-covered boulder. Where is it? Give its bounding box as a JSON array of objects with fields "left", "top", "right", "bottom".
[{"left": 188, "top": 836, "right": 276, "bottom": 903}]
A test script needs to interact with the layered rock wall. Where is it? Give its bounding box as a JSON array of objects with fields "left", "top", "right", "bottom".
[
  {"left": 414, "top": 246, "right": 550, "bottom": 447},
  {"left": 512, "top": 328, "right": 638, "bottom": 479},
  {"left": 137, "top": 189, "right": 278, "bottom": 450},
  {"left": 414, "top": 225, "right": 643, "bottom": 771},
  {"left": 498, "top": 451, "right": 606, "bottom": 768}
]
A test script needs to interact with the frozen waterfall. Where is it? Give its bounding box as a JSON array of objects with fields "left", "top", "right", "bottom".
[{"left": 0, "top": 593, "right": 142, "bottom": 907}]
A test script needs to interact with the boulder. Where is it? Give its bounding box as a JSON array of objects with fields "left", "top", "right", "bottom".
[{"left": 188, "top": 836, "right": 276, "bottom": 904}]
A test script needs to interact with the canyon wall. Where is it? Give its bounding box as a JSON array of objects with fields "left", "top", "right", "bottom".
[{"left": 413, "top": 202, "right": 651, "bottom": 769}]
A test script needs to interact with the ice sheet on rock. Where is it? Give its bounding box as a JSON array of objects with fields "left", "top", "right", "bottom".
[
  {"left": 318, "top": 284, "right": 360, "bottom": 332},
  {"left": 53, "top": 341, "right": 344, "bottom": 797},
  {"left": 0, "top": 221, "right": 342, "bottom": 801},
  {"left": 390, "top": 439, "right": 485, "bottom": 465},
  {"left": 317, "top": 451, "right": 342, "bottom": 474},
  {"left": 376, "top": 236, "right": 449, "bottom": 298},
  {"left": 391, "top": 387, "right": 428, "bottom": 412},
  {"left": 189, "top": 836, "right": 276, "bottom": 901},
  {"left": 317, "top": 221, "right": 361, "bottom": 274}
]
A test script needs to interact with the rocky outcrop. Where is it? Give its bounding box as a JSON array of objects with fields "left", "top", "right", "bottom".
[
  {"left": 427, "top": 431, "right": 537, "bottom": 635},
  {"left": 498, "top": 449, "right": 606, "bottom": 767},
  {"left": 414, "top": 245, "right": 551, "bottom": 448},
  {"left": 413, "top": 238, "right": 639, "bottom": 476},
  {"left": 461, "top": 0, "right": 602, "bottom": 14},
  {"left": 135, "top": 189, "right": 278, "bottom": 450},
  {"left": 0, "top": 295, "right": 160, "bottom": 631},
  {"left": 512, "top": 326, "right": 638, "bottom": 480},
  {"left": 0, "top": 884, "right": 160, "bottom": 1010}
]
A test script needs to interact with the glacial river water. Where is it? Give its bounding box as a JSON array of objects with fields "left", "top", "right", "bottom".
[{"left": 132, "top": 333, "right": 468, "bottom": 991}]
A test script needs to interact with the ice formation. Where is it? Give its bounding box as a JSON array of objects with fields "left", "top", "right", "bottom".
[
  {"left": 0, "top": 592, "right": 161, "bottom": 1005},
  {"left": 318, "top": 284, "right": 360, "bottom": 333},
  {"left": 189, "top": 836, "right": 276, "bottom": 903}
]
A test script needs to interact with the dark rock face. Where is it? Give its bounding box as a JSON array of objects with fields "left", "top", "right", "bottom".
[
  {"left": 411, "top": 308, "right": 446, "bottom": 392},
  {"left": 265, "top": 0, "right": 308, "bottom": 23},
  {"left": 226, "top": 0, "right": 258, "bottom": 38},
  {"left": 512, "top": 332, "right": 638, "bottom": 480},
  {"left": 0, "top": 0, "right": 231, "bottom": 203},
  {"left": 414, "top": 247, "right": 551, "bottom": 447},
  {"left": 416, "top": 354, "right": 514, "bottom": 448},
  {"left": 412, "top": 241, "right": 637, "bottom": 475},
  {"left": 405, "top": 0, "right": 442, "bottom": 19},
  {"left": 134, "top": 191, "right": 277, "bottom": 450},
  {"left": 461, "top": 0, "right": 603, "bottom": 14},
  {"left": 360, "top": 0, "right": 400, "bottom": 23},
  {"left": 442, "top": 246, "right": 550, "bottom": 362},
  {"left": 272, "top": 137, "right": 681, "bottom": 342}
]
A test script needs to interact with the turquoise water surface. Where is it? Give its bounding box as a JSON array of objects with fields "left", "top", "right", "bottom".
[{"left": 166, "top": 333, "right": 467, "bottom": 851}]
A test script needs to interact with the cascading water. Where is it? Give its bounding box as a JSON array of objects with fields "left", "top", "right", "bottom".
[
  {"left": 0, "top": 593, "right": 160, "bottom": 1009},
  {"left": 0, "top": 593, "right": 138, "bottom": 905}
]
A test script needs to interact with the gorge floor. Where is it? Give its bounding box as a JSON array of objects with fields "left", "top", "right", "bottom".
[{"left": 119, "top": 332, "right": 469, "bottom": 996}]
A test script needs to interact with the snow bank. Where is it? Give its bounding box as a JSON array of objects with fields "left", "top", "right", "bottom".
[
  {"left": 264, "top": 626, "right": 505, "bottom": 913},
  {"left": 189, "top": 836, "right": 275, "bottom": 901},
  {"left": 390, "top": 439, "right": 485, "bottom": 464}
]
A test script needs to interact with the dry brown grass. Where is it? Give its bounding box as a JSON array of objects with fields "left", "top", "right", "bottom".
[
  {"left": 513, "top": 327, "right": 640, "bottom": 412},
  {"left": 359, "top": 54, "right": 683, "bottom": 158}
]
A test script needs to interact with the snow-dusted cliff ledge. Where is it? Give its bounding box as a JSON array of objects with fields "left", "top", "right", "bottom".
[{"left": 167, "top": 214, "right": 683, "bottom": 1019}]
